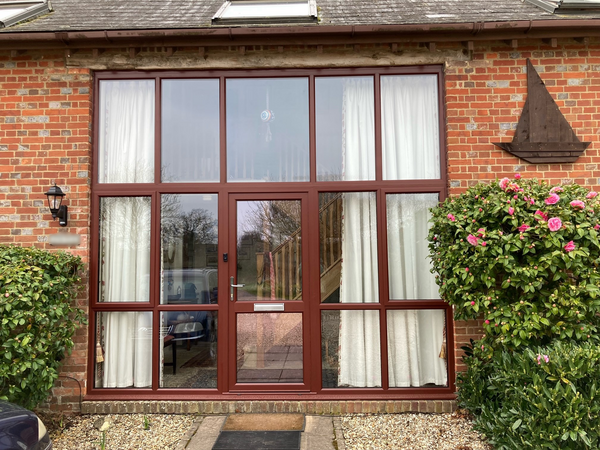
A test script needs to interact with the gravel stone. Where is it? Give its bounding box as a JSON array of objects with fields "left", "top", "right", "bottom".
[
  {"left": 50, "top": 414, "right": 195, "bottom": 450},
  {"left": 340, "top": 413, "right": 492, "bottom": 450}
]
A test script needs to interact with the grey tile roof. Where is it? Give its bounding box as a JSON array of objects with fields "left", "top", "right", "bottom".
[{"left": 2, "top": 0, "right": 599, "bottom": 33}]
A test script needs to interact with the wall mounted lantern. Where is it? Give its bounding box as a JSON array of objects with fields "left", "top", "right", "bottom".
[{"left": 44, "top": 184, "right": 68, "bottom": 227}]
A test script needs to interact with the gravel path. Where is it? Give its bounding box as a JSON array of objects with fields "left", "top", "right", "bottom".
[
  {"left": 46, "top": 412, "right": 491, "bottom": 450},
  {"left": 48, "top": 414, "right": 194, "bottom": 450},
  {"left": 340, "top": 413, "right": 492, "bottom": 450}
]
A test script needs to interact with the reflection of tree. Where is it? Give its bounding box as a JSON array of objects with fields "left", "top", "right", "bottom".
[{"left": 240, "top": 201, "right": 301, "bottom": 249}]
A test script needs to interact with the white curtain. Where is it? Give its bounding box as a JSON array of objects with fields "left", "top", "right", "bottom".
[
  {"left": 99, "top": 197, "right": 152, "bottom": 388},
  {"left": 381, "top": 75, "right": 440, "bottom": 180},
  {"left": 338, "top": 77, "right": 381, "bottom": 387},
  {"left": 338, "top": 76, "right": 446, "bottom": 388},
  {"left": 97, "top": 80, "right": 154, "bottom": 389},
  {"left": 98, "top": 80, "right": 155, "bottom": 183}
]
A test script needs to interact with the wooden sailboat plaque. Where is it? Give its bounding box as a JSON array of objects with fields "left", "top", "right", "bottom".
[{"left": 493, "top": 59, "right": 590, "bottom": 164}]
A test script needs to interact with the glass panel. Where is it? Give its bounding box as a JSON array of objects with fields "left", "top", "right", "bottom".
[
  {"left": 316, "top": 77, "right": 375, "bottom": 181},
  {"left": 99, "top": 197, "right": 151, "bottom": 302},
  {"left": 161, "top": 79, "right": 220, "bottom": 182},
  {"left": 381, "top": 75, "right": 440, "bottom": 180},
  {"left": 236, "top": 200, "right": 302, "bottom": 301},
  {"left": 98, "top": 80, "right": 155, "bottom": 183},
  {"left": 94, "top": 312, "right": 152, "bottom": 388},
  {"left": 387, "top": 310, "right": 447, "bottom": 387},
  {"left": 160, "top": 311, "right": 217, "bottom": 389},
  {"left": 321, "top": 310, "right": 381, "bottom": 388},
  {"left": 387, "top": 193, "right": 440, "bottom": 300},
  {"left": 319, "top": 192, "right": 378, "bottom": 303},
  {"left": 237, "top": 313, "right": 303, "bottom": 383},
  {"left": 161, "top": 194, "right": 218, "bottom": 305},
  {"left": 226, "top": 78, "right": 309, "bottom": 182},
  {"left": 221, "top": 2, "right": 310, "bottom": 18}
]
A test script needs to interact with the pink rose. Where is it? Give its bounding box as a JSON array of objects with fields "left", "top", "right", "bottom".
[
  {"left": 534, "top": 210, "right": 548, "bottom": 221},
  {"left": 481, "top": 241, "right": 487, "bottom": 247},
  {"left": 570, "top": 200, "right": 585, "bottom": 210},
  {"left": 514, "top": 173, "right": 521, "bottom": 179},
  {"left": 447, "top": 214, "right": 455, "bottom": 222},
  {"left": 545, "top": 193, "right": 560, "bottom": 205},
  {"left": 548, "top": 217, "right": 562, "bottom": 232},
  {"left": 485, "top": 320, "right": 490, "bottom": 324},
  {"left": 467, "top": 234, "right": 479, "bottom": 246},
  {"left": 477, "top": 228, "right": 485, "bottom": 237},
  {"left": 508, "top": 207, "right": 514, "bottom": 216},
  {"left": 550, "top": 186, "right": 564, "bottom": 194},
  {"left": 465, "top": 267, "right": 469, "bottom": 272},
  {"left": 470, "top": 301, "right": 475, "bottom": 306},
  {"left": 499, "top": 178, "right": 510, "bottom": 189},
  {"left": 518, "top": 224, "right": 530, "bottom": 232},
  {"left": 587, "top": 191, "right": 598, "bottom": 199},
  {"left": 564, "top": 241, "right": 576, "bottom": 252},
  {"left": 595, "top": 224, "right": 600, "bottom": 230}
]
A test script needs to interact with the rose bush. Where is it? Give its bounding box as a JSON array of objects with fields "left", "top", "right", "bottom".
[{"left": 428, "top": 176, "right": 600, "bottom": 449}]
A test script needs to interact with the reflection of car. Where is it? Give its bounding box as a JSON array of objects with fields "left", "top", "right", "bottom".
[
  {"left": 0, "top": 400, "right": 52, "bottom": 450},
  {"left": 163, "top": 268, "right": 218, "bottom": 304}
]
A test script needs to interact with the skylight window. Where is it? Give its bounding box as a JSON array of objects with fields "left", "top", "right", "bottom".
[
  {"left": 0, "top": 0, "right": 50, "bottom": 28},
  {"left": 213, "top": 0, "right": 317, "bottom": 24},
  {"left": 526, "top": 0, "right": 600, "bottom": 13}
]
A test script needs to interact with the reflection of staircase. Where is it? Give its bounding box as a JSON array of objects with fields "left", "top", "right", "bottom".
[{"left": 269, "top": 194, "right": 343, "bottom": 301}]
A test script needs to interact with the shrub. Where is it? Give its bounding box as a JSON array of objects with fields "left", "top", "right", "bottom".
[
  {"left": 0, "top": 245, "right": 85, "bottom": 409},
  {"left": 474, "top": 342, "right": 600, "bottom": 449},
  {"left": 428, "top": 176, "right": 600, "bottom": 351}
]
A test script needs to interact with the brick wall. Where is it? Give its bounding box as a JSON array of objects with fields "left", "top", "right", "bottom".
[
  {"left": 446, "top": 41, "right": 600, "bottom": 373},
  {"left": 2, "top": 39, "right": 600, "bottom": 412},
  {"left": 0, "top": 50, "right": 92, "bottom": 412}
]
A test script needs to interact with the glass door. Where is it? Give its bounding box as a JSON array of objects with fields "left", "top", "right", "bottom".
[{"left": 228, "top": 194, "right": 309, "bottom": 391}]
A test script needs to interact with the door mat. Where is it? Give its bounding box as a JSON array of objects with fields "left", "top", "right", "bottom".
[
  {"left": 223, "top": 413, "right": 305, "bottom": 431},
  {"left": 212, "top": 431, "right": 301, "bottom": 450}
]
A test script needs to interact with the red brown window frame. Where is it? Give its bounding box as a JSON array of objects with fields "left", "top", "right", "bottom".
[{"left": 86, "top": 65, "right": 455, "bottom": 401}]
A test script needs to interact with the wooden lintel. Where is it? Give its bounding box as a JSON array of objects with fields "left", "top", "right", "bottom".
[
  {"left": 239, "top": 45, "right": 246, "bottom": 55},
  {"left": 317, "top": 45, "right": 323, "bottom": 53},
  {"left": 427, "top": 42, "right": 436, "bottom": 52},
  {"left": 391, "top": 43, "right": 398, "bottom": 53},
  {"left": 543, "top": 38, "right": 558, "bottom": 48},
  {"left": 198, "top": 46, "right": 205, "bottom": 56},
  {"left": 165, "top": 47, "right": 174, "bottom": 57},
  {"left": 10, "top": 50, "right": 26, "bottom": 57},
  {"left": 92, "top": 48, "right": 105, "bottom": 58},
  {"left": 463, "top": 41, "right": 474, "bottom": 52},
  {"left": 504, "top": 39, "right": 518, "bottom": 48},
  {"left": 353, "top": 44, "right": 360, "bottom": 52},
  {"left": 574, "top": 37, "right": 590, "bottom": 45},
  {"left": 278, "top": 46, "right": 284, "bottom": 53},
  {"left": 129, "top": 47, "right": 140, "bottom": 58}
]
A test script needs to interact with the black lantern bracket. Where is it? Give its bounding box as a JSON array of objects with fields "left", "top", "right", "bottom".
[{"left": 44, "top": 183, "right": 68, "bottom": 227}]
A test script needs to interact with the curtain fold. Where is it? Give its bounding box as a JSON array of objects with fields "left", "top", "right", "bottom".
[{"left": 338, "top": 78, "right": 381, "bottom": 387}]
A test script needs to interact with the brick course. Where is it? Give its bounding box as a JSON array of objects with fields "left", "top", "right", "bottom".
[{"left": 2, "top": 38, "right": 600, "bottom": 413}]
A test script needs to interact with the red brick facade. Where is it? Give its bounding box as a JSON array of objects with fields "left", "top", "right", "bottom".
[{"left": 2, "top": 39, "right": 600, "bottom": 411}]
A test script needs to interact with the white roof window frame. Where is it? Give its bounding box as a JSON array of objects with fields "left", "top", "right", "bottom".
[
  {"left": 213, "top": 0, "right": 318, "bottom": 25},
  {"left": 0, "top": 0, "right": 51, "bottom": 28},
  {"left": 526, "top": 0, "right": 600, "bottom": 13}
]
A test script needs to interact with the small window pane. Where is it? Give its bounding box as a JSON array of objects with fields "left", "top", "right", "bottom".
[
  {"left": 98, "top": 80, "right": 155, "bottom": 183},
  {"left": 221, "top": 2, "right": 310, "bottom": 18},
  {"left": 94, "top": 312, "right": 152, "bottom": 388},
  {"left": 237, "top": 313, "right": 303, "bottom": 383},
  {"left": 99, "top": 197, "right": 151, "bottom": 303},
  {"left": 226, "top": 78, "right": 309, "bottom": 182},
  {"left": 387, "top": 310, "right": 447, "bottom": 387},
  {"left": 161, "top": 194, "right": 218, "bottom": 305},
  {"left": 387, "top": 194, "right": 439, "bottom": 300},
  {"left": 322, "top": 310, "right": 381, "bottom": 388},
  {"left": 381, "top": 75, "right": 440, "bottom": 180},
  {"left": 161, "top": 80, "right": 220, "bottom": 182},
  {"left": 316, "top": 77, "right": 375, "bottom": 181},
  {"left": 319, "top": 192, "right": 378, "bottom": 303},
  {"left": 160, "top": 311, "right": 218, "bottom": 389}
]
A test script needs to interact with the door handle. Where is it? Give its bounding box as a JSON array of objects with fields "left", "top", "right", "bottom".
[{"left": 230, "top": 276, "right": 245, "bottom": 301}]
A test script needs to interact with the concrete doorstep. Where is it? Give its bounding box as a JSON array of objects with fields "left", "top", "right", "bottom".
[{"left": 178, "top": 415, "right": 345, "bottom": 450}]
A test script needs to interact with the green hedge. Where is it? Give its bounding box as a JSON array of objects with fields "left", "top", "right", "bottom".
[
  {"left": 0, "top": 245, "right": 85, "bottom": 409},
  {"left": 467, "top": 342, "right": 600, "bottom": 450}
]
